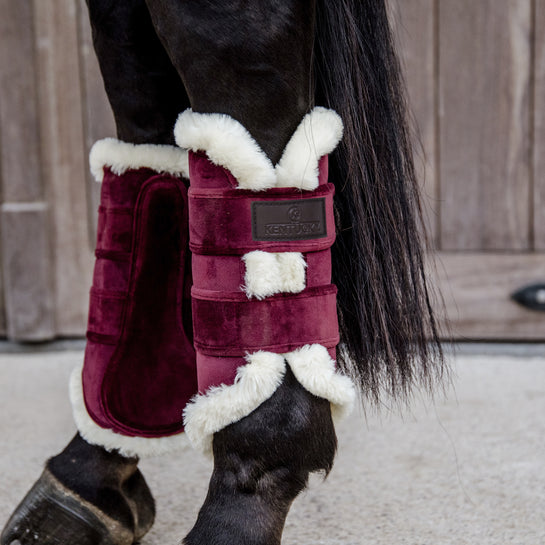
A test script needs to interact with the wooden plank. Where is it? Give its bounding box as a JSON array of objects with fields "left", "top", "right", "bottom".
[
  {"left": 0, "top": 0, "right": 42, "bottom": 204},
  {"left": 429, "top": 252, "right": 545, "bottom": 340},
  {"left": 389, "top": 0, "right": 438, "bottom": 246},
  {"left": 0, "top": 0, "right": 54, "bottom": 339},
  {"left": 33, "top": 0, "right": 93, "bottom": 335},
  {"left": 439, "top": 0, "right": 532, "bottom": 251},
  {"left": 534, "top": 0, "right": 545, "bottom": 249},
  {"left": 0, "top": 234, "right": 7, "bottom": 336},
  {"left": 77, "top": 0, "right": 116, "bottom": 244},
  {"left": 1, "top": 206, "right": 54, "bottom": 340}
]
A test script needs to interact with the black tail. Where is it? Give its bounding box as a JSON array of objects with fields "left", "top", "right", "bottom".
[{"left": 314, "top": 0, "right": 445, "bottom": 404}]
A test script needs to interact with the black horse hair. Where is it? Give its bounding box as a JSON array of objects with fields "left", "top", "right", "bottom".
[{"left": 314, "top": 0, "right": 445, "bottom": 405}]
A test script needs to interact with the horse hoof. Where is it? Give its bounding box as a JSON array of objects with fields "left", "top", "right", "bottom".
[
  {"left": 122, "top": 468, "right": 155, "bottom": 541},
  {"left": 1, "top": 469, "right": 134, "bottom": 545}
]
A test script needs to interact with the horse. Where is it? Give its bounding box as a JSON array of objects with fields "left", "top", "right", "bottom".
[{"left": 1, "top": 1, "right": 445, "bottom": 544}]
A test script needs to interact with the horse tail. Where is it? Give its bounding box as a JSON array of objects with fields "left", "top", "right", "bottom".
[{"left": 313, "top": 0, "right": 445, "bottom": 404}]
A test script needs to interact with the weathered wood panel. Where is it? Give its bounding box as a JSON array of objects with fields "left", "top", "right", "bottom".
[
  {"left": 0, "top": 0, "right": 544, "bottom": 342},
  {"left": 534, "top": 0, "right": 545, "bottom": 249},
  {"left": 431, "top": 252, "right": 545, "bottom": 340},
  {"left": 0, "top": 0, "right": 54, "bottom": 339},
  {"left": 389, "top": 0, "right": 438, "bottom": 246},
  {"left": 0, "top": 1, "right": 43, "bottom": 204},
  {"left": 32, "top": 0, "right": 93, "bottom": 335},
  {"left": 439, "top": 0, "right": 532, "bottom": 251},
  {"left": 77, "top": 0, "right": 116, "bottom": 244},
  {"left": 1, "top": 206, "right": 54, "bottom": 340}
]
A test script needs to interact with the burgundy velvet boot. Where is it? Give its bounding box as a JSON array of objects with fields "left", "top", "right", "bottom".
[
  {"left": 175, "top": 108, "right": 356, "bottom": 544},
  {"left": 1, "top": 140, "right": 198, "bottom": 545},
  {"left": 71, "top": 138, "right": 197, "bottom": 455}
]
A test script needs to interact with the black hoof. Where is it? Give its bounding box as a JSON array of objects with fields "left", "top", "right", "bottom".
[
  {"left": 1, "top": 470, "right": 133, "bottom": 545},
  {"left": 121, "top": 468, "right": 156, "bottom": 542}
]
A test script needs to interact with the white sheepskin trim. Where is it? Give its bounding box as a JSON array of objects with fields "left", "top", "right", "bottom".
[
  {"left": 242, "top": 251, "right": 306, "bottom": 299},
  {"left": 174, "top": 108, "right": 343, "bottom": 191},
  {"left": 183, "top": 345, "right": 355, "bottom": 455},
  {"left": 275, "top": 107, "right": 344, "bottom": 190},
  {"left": 283, "top": 344, "right": 356, "bottom": 421},
  {"left": 69, "top": 366, "right": 190, "bottom": 458},
  {"left": 89, "top": 138, "right": 190, "bottom": 182},
  {"left": 174, "top": 110, "right": 276, "bottom": 191},
  {"left": 183, "top": 352, "right": 286, "bottom": 455}
]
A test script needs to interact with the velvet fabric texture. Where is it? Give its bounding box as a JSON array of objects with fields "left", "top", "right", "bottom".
[
  {"left": 188, "top": 184, "right": 335, "bottom": 255},
  {"left": 188, "top": 150, "right": 339, "bottom": 393},
  {"left": 192, "top": 286, "right": 339, "bottom": 356},
  {"left": 82, "top": 166, "right": 197, "bottom": 438}
]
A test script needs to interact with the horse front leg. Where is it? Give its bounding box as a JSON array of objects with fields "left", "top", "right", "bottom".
[
  {"left": 2, "top": 2, "right": 192, "bottom": 544},
  {"left": 185, "top": 369, "right": 337, "bottom": 545},
  {"left": 145, "top": 0, "right": 316, "bottom": 162},
  {"left": 146, "top": 2, "right": 354, "bottom": 543}
]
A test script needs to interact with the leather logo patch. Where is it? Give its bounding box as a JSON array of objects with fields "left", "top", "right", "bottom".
[{"left": 252, "top": 198, "right": 327, "bottom": 241}]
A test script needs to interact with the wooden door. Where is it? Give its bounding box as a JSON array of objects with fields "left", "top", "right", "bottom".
[
  {"left": 0, "top": 0, "right": 544, "bottom": 341},
  {"left": 393, "top": 0, "right": 545, "bottom": 340},
  {"left": 0, "top": 0, "right": 113, "bottom": 340}
]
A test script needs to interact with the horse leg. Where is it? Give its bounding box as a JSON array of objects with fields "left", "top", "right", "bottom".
[
  {"left": 1, "top": 2, "right": 192, "bottom": 544},
  {"left": 185, "top": 370, "right": 338, "bottom": 545},
  {"left": 145, "top": 2, "right": 354, "bottom": 543},
  {"left": 145, "top": 0, "right": 316, "bottom": 161}
]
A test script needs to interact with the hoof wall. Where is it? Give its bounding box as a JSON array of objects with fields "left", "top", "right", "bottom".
[{"left": 1, "top": 470, "right": 134, "bottom": 545}]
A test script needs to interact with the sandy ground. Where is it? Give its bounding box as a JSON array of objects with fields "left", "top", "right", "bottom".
[{"left": 0, "top": 349, "right": 543, "bottom": 544}]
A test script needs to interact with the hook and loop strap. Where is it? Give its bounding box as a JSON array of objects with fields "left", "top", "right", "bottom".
[
  {"left": 188, "top": 183, "right": 336, "bottom": 255},
  {"left": 191, "top": 284, "right": 339, "bottom": 357}
]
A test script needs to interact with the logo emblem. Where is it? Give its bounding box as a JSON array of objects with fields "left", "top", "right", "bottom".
[
  {"left": 288, "top": 206, "right": 302, "bottom": 223},
  {"left": 251, "top": 198, "right": 327, "bottom": 241}
]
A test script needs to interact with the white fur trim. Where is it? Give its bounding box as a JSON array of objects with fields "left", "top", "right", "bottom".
[
  {"left": 69, "top": 366, "right": 189, "bottom": 458},
  {"left": 174, "top": 110, "right": 276, "bottom": 191},
  {"left": 275, "top": 107, "right": 343, "bottom": 190},
  {"left": 183, "top": 345, "right": 355, "bottom": 455},
  {"left": 183, "top": 352, "right": 286, "bottom": 455},
  {"left": 242, "top": 251, "right": 306, "bottom": 299},
  {"left": 174, "top": 108, "right": 343, "bottom": 191},
  {"left": 283, "top": 344, "right": 356, "bottom": 420},
  {"left": 89, "top": 138, "right": 190, "bottom": 182}
]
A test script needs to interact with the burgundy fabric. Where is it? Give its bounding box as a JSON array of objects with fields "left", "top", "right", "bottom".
[
  {"left": 192, "top": 285, "right": 339, "bottom": 356},
  {"left": 91, "top": 258, "right": 131, "bottom": 292},
  {"left": 190, "top": 249, "right": 332, "bottom": 294},
  {"left": 191, "top": 254, "right": 246, "bottom": 293},
  {"left": 82, "top": 167, "right": 197, "bottom": 438},
  {"left": 189, "top": 151, "right": 239, "bottom": 189},
  {"left": 188, "top": 152, "right": 330, "bottom": 190},
  {"left": 195, "top": 354, "right": 243, "bottom": 393},
  {"left": 188, "top": 184, "right": 335, "bottom": 255},
  {"left": 96, "top": 206, "right": 134, "bottom": 253},
  {"left": 305, "top": 250, "right": 333, "bottom": 288},
  {"left": 195, "top": 347, "right": 338, "bottom": 394},
  {"left": 187, "top": 150, "right": 339, "bottom": 393}
]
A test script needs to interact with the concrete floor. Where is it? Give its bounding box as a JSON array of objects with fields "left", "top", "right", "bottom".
[{"left": 0, "top": 350, "right": 543, "bottom": 544}]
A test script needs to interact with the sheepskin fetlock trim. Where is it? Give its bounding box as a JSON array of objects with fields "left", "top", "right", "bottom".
[
  {"left": 90, "top": 138, "right": 189, "bottom": 182},
  {"left": 175, "top": 107, "right": 342, "bottom": 191},
  {"left": 70, "top": 366, "right": 190, "bottom": 458},
  {"left": 183, "top": 345, "right": 356, "bottom": 455}
]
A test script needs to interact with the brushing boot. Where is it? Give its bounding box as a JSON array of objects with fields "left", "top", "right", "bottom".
[
  {"left": 175, "top": 108, "right": 356, "bottom": 544},
  {"left": 1, "top": 140, "right": 197, "bottom": 545},
  {"left": 72, "top": 138, "right": 197, "bottom": 453}
]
